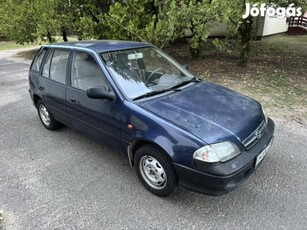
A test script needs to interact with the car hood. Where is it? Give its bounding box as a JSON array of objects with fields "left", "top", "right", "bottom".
[{"left": 138, "top": 82, "right": 263, "bottom": 145}]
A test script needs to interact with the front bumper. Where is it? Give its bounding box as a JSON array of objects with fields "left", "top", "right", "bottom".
[{"left": 173, "top": 118, "right": 275, "bottom": 196}]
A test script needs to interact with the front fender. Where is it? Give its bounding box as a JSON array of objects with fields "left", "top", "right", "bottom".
[{"left": 122, "top": 101, "right": 205, "bottom": 167}]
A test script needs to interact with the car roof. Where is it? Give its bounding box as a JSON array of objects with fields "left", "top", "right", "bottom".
[{"left": 44, "top": 40, "right": 153, "bottom": 53}]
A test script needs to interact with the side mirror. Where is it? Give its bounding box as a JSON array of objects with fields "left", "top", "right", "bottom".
[{"left": 87, "top": 87, "right": 115, "bottom": 101}]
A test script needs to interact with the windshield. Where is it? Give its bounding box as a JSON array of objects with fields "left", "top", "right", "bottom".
[{"left": 100, "top": 47, "right": 195, "bottom": 99}]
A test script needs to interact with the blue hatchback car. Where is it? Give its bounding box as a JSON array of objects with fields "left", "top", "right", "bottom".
[{"left": 29, "top": 40, "right": 274, "bottom": 197}]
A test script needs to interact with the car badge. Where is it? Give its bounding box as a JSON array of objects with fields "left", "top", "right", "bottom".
[{"left": 255, "top": 130, "right": 262, "bottom": 139}]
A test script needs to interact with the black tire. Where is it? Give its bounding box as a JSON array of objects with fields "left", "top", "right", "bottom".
[
  {"left": 37, "top": 100, "right": 61, "bottom": 130},
  {"left": 134, "top": 144, "right": 178, "bottom": 197}
]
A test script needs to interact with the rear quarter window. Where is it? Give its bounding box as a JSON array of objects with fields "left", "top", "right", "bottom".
[{"left": 30, "top": 48, "right": 47, "bottom": 72}]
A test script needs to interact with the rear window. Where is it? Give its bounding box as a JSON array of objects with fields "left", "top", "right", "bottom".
[{"left": 31, "top": 48, "right": 46, "bottom": 72}]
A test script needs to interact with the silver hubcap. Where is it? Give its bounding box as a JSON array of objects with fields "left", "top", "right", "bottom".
[
  {"left": 139, "top": 155, "right": 167, "bottom": 190},
  {"left": 39, "top": 104, "right": 50, "bottom": 126}
]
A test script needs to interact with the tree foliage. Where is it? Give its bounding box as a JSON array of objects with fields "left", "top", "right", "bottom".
[
  {"left": 0, "top": 0, "right": 38, "bottom": 44},
  {"left": 222, "top": 0, "right": 261, "bottom": 66},
  {"left": 1, "top": 0, "right": 305, "bottom": 64},
  {"left": 168, "top": 0, "right": 225, "bottom": 59}
]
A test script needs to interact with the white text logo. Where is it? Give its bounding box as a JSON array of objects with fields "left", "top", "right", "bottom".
[{"left": 243, "top": 3, "right": 302, "bottom": 19}]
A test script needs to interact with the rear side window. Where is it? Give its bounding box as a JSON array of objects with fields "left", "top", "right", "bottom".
[
  {"left": 49, "top": 49, "right": 70, "bottom": 84},
  {"left": 31, "top": 49, "right": 46, "bottom": 72},
  {"left": 42, "top": 49, "right": 53, "bottom": 78}
]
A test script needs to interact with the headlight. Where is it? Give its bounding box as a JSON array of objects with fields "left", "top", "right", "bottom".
[
  {"left": 262, "top": 106, "right": 268, "bottom": 125},
  {"left": 193, "top": 141, "right": 241, "bottom": 163}
]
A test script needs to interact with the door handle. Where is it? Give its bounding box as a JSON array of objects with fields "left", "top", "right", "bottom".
[
  {"left": 69, "top": 98, "right": 76, "bottom": 103},
  {"left": 38, "top": 86, "right": 44, "bottom": 91}
]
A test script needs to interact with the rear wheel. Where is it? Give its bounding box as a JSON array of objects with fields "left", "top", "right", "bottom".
[
  {"left": 134, "top": 145, "right": 177, "bottom": 197},
  {"left": 37, "top": 100, "right": 61, "bottom": 130}
]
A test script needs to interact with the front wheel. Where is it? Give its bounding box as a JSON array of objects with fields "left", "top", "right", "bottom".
[{"left": 134, "top": 145, "right": 178, "bottom": 197}]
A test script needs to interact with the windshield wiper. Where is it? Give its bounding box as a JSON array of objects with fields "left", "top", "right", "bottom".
[
  {"left": 168, "top": 77, "right": 200, "bottom": 90},
  {"left": 133, "top": 78, "right": 200, "bottom": 101},
  {"left": 133, "top": 89, "right": 172, "bottom": 101},
  {"left": 133, "top": 90, "right": 165, "bottom": 101}
]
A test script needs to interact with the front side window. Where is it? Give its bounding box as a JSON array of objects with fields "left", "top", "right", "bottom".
[
  {"left": 49, "top": 49, "right": 70, "bottom": 84},
  {"left": 101, "top": 47, "right": 194, "bottom": 99},
  {"left": 31, "top": 48, "right": 46, "bottom": 72},
  {"left": 71, "top": 51, "right": 109, "bottom": 91}
]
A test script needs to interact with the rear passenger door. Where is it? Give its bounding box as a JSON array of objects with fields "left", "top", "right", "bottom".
[
  {"left": 39, "top": 48, "right": 70, "bottom": 124},
  {"left": 66, "top": 50, "right": 122, "bottom": 150}
]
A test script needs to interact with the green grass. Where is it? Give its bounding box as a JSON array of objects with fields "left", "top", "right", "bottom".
[
  {"left": 256, "top": 35, "right": 307, "bottom": 55},
  {"left": 249, "top": 36, "right": 307, "bottom": 113},
  {"left": 251, "top": 73, "right": 306, "bottom": 107},
  {"left": 0, "top": 36, "right": 78, "bottom": 51},
  {"left": 0, "top": 41, "right": 39, "bottom": 50}
]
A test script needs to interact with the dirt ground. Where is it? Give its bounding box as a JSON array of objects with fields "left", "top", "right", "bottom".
[
  {"left": 12, "top": 35, "right": 307, "bottom": 126},
  {"left": 165, "top": 35, "right": 307, "bottom": 126}
]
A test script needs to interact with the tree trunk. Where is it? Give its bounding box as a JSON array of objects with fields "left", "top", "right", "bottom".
[
  {"left": 47, "top": 31, "right": 52, "bottom": 43},
  {"left": 189, "top": 43, "right": 201, "bottom": 60},
  {"left": 189, "top": 24, "right": 202, "bottom": 60},
  {"left": 238, "top": 16, "right": 253, "bottom": 67},
  {"left": 62, "top": 29, "right": 68, "bottom": 42},
  {"left": 238, "top": 43, "right": 250, "bottom": 67}
]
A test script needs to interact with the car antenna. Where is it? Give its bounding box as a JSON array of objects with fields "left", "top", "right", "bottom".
[{"left": 107, "top": 14, "right": 147, "bottom": 43}]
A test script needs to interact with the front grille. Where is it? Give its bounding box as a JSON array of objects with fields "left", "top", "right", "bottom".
[{"left": 242, "top": 120, "right": 266, "bottom": 150}]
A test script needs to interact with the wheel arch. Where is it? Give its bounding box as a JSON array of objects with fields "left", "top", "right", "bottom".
[
  {"left": 33, "top": 94, "right": 42, "bottom": 108},
  {"left": 128, "top": 139, "right": 173, "bottom": 168}
]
